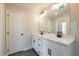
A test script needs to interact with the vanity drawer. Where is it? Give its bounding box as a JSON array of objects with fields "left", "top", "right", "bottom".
[
  {"left": 37, "top": 38, "right": 42, "bottom": 46},
  {"left": 37, "top": 38, "right": 42, "bottom": 42},
  {"left": 36, "top": 46, "right": 42, "bottom": 55}
]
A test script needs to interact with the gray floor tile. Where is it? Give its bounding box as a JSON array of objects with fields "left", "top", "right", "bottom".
[{"left": 9, "top": 48, "right": 39, "bottom": 56}]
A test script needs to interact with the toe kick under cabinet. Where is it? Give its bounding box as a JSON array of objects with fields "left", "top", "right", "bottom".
[{"left": 32, "top": 33, "right": 75, "bottom": 56}]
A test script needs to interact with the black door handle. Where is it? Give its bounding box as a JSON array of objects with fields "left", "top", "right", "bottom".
[
  {"left": 20, "top": 33, "right": 24, "bottom": 35},
  {"left": 7, "top": 32, "right": 9, "bottom": 35}
]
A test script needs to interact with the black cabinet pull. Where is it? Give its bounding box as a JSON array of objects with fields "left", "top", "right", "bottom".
[
  {"left": 33, "top": 40, "right": 35, "bottom": 43},
  {"left": 38, "top": 44, "right": 40, "bottom": 46},
  {"left": 48, "top": 48, "right": 52, "bottom": 56},
  {"left": 21, "top": 33, "right": 24, "bottom": 35}
]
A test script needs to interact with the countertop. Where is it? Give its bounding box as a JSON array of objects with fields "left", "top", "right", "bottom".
[{"left": 32, "top": 33, "right": 75, "bottom": 46}]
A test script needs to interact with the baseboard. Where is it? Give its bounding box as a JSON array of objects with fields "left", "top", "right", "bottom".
[
  {"left": 4, "top": 54, "right": 8, "bottom": 56},
  {"left": 4, "top": 47, "right": 32, "bottom": 56},
  {"left": 23, "top": 47, "right": 32, "bottom": 51}
]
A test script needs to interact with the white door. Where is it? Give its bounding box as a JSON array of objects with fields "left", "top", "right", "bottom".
[{"left": 6, "top": 10, "right": 25, "bottom": 55}]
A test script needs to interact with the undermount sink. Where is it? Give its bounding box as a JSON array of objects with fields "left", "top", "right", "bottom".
[
  {"left": 43, "top": 33, "right": 56, "bottom": 38},
  {"left": 42, "top": 33, "right": 75, "bottom": 45}
]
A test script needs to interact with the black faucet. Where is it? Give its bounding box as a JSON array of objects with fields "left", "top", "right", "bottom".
[
  {"left": 40, "top": 31, "right": 43, "bottom": 35},
  {"left": 57, "top": 31, "right": 62, "bottom": 38}
]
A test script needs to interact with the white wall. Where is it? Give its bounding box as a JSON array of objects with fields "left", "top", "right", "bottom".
[
  {"left": 0, "top": 4, "right": 5, "bottom": 56},
  {"left": 70, "top": 4, "right": 79, "bottom": 55},
  {"left": 23, "top": 12, "right": 40, "bottom": 50}
]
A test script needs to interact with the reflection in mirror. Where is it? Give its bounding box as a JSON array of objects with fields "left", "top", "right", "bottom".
[
  {"left": 39, "top": 3, "right": 71, "bottom": 35},
  {"left": 56, "top": 19, "right": 66, "bottom": 35}
]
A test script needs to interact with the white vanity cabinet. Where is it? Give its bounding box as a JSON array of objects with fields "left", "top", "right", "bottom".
[
  {"left": 42, "top": 39, "right": 74, "bottom": 56},
  {"left": 32, "top": 34, "right": 43, "bottom": 56},
  {"left": 32, "top": 33, "right": 75, "bottom": 56}
]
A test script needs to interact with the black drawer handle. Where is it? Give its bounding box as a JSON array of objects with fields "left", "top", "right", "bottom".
[
  {"left": 20, "top": 33, "right": 24, "bottom": 35},
  {"left": 33, "top": 40, "right": 35, "bottom": 43},
  {"left": 38, "top": 44, "right": 40, "bottom": 46}
]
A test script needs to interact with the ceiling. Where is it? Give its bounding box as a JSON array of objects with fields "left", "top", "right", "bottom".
[
  {"left": 6, "top": 3, "right": 68, "bottom": 18},
  {"left": 6, "top": 3, "right": 51, "bottom": 14}
]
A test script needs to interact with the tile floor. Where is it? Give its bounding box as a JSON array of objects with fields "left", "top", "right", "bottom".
[{"left": 9, "top": 48, "right": 39, "bottom": 56}]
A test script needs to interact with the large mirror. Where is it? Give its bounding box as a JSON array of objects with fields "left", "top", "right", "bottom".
[{"left": 39, "top": 3, "right": 71, "bottom": 35}]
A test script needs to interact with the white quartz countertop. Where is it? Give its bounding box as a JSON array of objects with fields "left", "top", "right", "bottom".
[{"left": 32, "top": 33, "right": 75, "bottom": 46}]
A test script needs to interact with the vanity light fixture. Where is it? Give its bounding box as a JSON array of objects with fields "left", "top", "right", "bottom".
[
  {"left": 51, "top": 3, "right": 67, "bottom": 10},
  {"left": 40, "top": 10, "right": 47, "bottom": 18}
]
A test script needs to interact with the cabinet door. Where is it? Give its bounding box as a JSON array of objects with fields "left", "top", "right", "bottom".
[
  {"left": 32, "top": 36, "right": 35, "bottom": 48},
  {"left": 32, "top": 36, "right": 37, "bottom": 50},
  {"left": 42, "top": 39, "right": 49, "bottom": 56},
  {"left": 43, "top": 39, "right": 66, "bottom": 56}
]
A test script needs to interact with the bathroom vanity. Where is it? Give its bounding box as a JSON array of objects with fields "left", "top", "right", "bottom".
[
  {"left": 32, "top": 4, "right": 76, "bottom": 56},
  {"left": 32, "top": 33, "right": 75, "bottom": 56}
]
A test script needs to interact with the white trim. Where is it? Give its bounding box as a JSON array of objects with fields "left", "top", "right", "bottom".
[
  {"left": 5, "top": 47, "right": 32, "bottom": 56},
  {"left": 23, "top": 47, "right": 32, "bottom": 51}
]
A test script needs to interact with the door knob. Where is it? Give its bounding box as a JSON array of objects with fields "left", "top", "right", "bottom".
[
  {"left": 7, "top": 32, "right": 9, "bottom": 35},
  {"left": 20, "top": 33, "right": 24, "bottom": 35}
]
